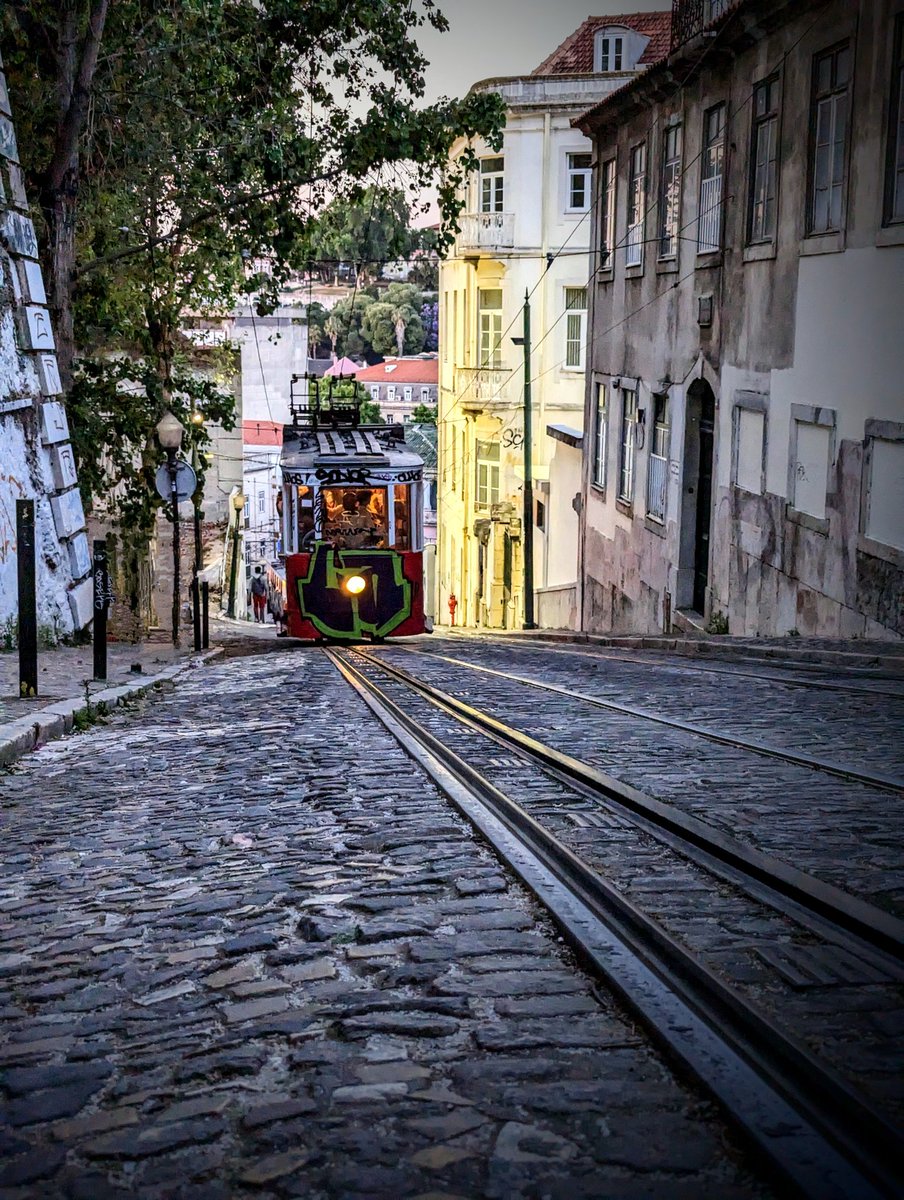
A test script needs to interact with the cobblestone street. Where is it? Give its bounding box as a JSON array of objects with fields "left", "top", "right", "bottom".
[{"left": 0, "top": 650, "right": 775, "bottom": 1200}]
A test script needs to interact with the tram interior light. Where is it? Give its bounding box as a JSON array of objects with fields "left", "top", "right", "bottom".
[{"left": 344, "top": 574, "right": 367, "bottom": 595}]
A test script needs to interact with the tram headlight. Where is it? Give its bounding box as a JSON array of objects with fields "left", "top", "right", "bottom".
[{"left": 344, "top": 574, "right": 367, "bottom": 595}]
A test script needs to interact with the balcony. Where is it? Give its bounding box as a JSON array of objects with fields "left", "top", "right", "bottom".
[
  {"left": 455, "top": 366, "right": 513, "bottom": 413},
  {"left": 456, "top": 212, "right": 515, "bottom": 254},
  {"left": 670, "top": 0, "right": 731, "bottom": 50}
]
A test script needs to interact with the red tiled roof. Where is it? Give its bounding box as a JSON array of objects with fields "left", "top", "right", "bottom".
[
  {"left": 533, "top": 11, "right": 672, "bottom": 75},
  {"left": 354, "top": 358, "right": 438, "bottom": 385},
  {"left": 243, "top": 420, "right": 283, "bottom": 445}
]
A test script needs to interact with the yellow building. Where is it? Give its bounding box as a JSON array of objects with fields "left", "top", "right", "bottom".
[{"left": 437, "top": 14, "right": 670, "bottom": 630}]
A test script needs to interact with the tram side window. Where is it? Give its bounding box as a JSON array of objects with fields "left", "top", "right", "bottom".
[
  {"left": 297, "top": 485, "right": 315, "bottom": 548},
  {"left": 393, "top": 484, "right": 411, "bottom": 550},
  {"left": 322, "top": 487, "right": 388, "bottom": 549}
]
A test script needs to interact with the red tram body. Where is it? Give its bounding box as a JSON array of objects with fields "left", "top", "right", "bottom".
[{"left": 279, "top": 389, "right": 428, "bottom": 641}]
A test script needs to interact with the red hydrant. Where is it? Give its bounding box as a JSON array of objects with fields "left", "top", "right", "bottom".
[{"left": 448, "top": 593, "right": 458, "bottom": 627}]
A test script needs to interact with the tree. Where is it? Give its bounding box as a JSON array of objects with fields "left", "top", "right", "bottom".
[
  {"left": 361, "top": 283, "right": 426, "bottom": 357},
  {"left": 410, "top": 404, "right": 437, "bottom": 425},
  {"left": 3, "top": 0, "right": 504, "bottom": 546},
  {"left": 308, "top": 187, "right": 415, "bottom": 286}
]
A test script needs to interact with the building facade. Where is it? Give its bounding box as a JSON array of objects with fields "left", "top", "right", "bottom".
[
  {"left": 576, "top": 0, "right": 904, "bottom": 640},
  {"left": 436, "top": 13, "right": 670, "bottom": 630},
  {"left": 354, "top": 356, "right": 438, "bottom": 425}
]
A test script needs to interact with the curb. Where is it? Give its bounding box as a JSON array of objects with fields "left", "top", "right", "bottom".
[{"left": 0, "top": 648, "right": 224, "bottom": 769}]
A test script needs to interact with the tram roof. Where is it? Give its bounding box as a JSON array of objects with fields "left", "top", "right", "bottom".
[{"left": 281, "top": 423, "right": 424, "bottom": 472}]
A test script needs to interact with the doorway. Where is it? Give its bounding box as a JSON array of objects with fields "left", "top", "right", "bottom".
[{"left": 677, "top": 379, "right": 716, "bottom": 615}]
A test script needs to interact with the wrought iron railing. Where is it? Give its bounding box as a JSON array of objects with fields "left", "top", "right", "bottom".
[
  {"left": 671, "top": 0, "right": 730, "bottom": 50},
  {"left": 456, "top": 212, "right": 515, "bottom": 252}
]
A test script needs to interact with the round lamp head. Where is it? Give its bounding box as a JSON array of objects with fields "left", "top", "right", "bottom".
[
  {"left": 156, "top": 411, "right": 185, "bottom": 450},
  {"left": 232, "top": 492, "right": 246, "bottom": 512},
  {"left": 190, "top": 410, "right": 205, "bottom": 426},
  {"left": 344, "top": 574, "right": 367, "bottom": 595}
]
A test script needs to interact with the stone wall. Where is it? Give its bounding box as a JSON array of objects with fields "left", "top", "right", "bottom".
[{"left": 0, "top": 52, "right": 89, "bottom": 641}]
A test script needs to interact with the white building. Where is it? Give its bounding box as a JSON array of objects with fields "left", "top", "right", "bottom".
[{"left": 437, "top": 13, "right": 671, "bottom": 630}]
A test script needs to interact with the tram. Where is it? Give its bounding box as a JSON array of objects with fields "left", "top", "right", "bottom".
[{"left": 278, "top": 374, "right": 428, "bottom": 641}]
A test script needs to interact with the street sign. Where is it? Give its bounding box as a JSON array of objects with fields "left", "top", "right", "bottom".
[{"left": 154, "top": 459, "right": 197, "bottom": 503}]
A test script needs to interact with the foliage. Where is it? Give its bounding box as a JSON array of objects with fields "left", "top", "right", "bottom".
[
  {"left": 410, "top": 404, "right": 437, "bottom": 425},
  {"left": 361, "top": 283, "right": 426, "bottom": 357},
  {"left": 420, "top": 299, "right": 439, "bottom": 351},
  {"left": 316, "top": 379, "right": 383, "bottom": 426},
  {"left": 306, "top": 187, "right": 420, "bottom": 285},
  {"left": 2, "top": 0, "right": 505, "bottom": 533},
  {"left": 706, "top": 611, "right": 730, "bottom": 635}
]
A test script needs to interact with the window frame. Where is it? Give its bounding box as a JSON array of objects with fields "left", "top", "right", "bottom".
[
  {"left": 475, "top": 439, "right": 501, "bottom": 510},
  {"left": 748, "top": 75, "right": 780, "bottom": 244},
  {"left": 563, "top": 286, "right": 588, "bottom": 371},
  {"left": 477, "top": 288, "right": 503, "bottom": 369},
  {"left": 884, "top": 16, "right": 904, "bottom": 226},
  {"left": 658, "top": 123, "right": 682, "bottom": 259},
  {"left": 807, "top": 42, "right": 852, "bottom": 236},
  {"left": 599, "top": 157, "right": 617, "bottom": 272},
  {"left": 592, "top": 382, "right": 608, "bottom": 491},
  {"left": 618, "top": 387, "right": 638, "bottom": 504},
  {"left": 566, "top": 151, "right": 593, "bottom": 213},
  {"left": 626, "top": 142, "right": 646, "bottom": 269},
  {"left": 479, "top": 156, "right": 505, "bottom": 214},
  {"left": 698, "top": 102, "right": 726, "bottom": 254},
  {"left": 646, "top": 393, "right": 670, "bottom": 522}
]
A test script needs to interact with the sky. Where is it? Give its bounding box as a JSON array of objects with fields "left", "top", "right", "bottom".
[{"left": 417, "top": 0, "right": 668, "bottom": 102}]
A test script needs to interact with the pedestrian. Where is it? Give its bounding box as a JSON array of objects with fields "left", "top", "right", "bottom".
[
  {"left": 250, "top": 565, "right": 268, "bottom": 623},
  {"left": 267, "top": 577, "right": 285, "bottom": 629}
]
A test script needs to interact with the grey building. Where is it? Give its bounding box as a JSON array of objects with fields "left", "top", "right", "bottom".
[{"left": 574, "top": 0, "right": 904, "bottom": 640}]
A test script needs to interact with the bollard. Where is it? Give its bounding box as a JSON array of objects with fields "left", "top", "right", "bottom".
[
  {"left": 201, "top": 581, "right": 210, "bottom": 649},
  {"left": 92, "top": 540, "right": 109, "bottom": 680},
  {"left": 191, "top": 574, "right": 202, "bottom": 652},
  {"left": 16, "top": 499, "right": 37, "bottom": 697}
]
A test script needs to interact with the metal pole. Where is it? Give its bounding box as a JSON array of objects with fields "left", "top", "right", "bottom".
[
  {"left": 92, "top": 539, "right": 108, "bottom": 680},
  {"left": 522, "top": 289, "right": 536, "bottom": 629},
  {"left": 168, "top": 451, "right": 181, "bottom": 645},
  {"left": 16, "top": 499, "right": 37, "bottom": 698},
  {"left": 227, "top": 509, "right": 240, "bottom": 618},
  {"left": 201, "top": 580, "right": 210, "bottom": 648},
  {"left": 191, "top": 576, "right": 202, "bottom": 651}
]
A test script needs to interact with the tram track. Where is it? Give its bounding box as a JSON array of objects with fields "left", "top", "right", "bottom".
[
  {"left": 392, "top": 644, "right": 904, "bottom": 795},
  {"left": 327, "top": 646, "right": 904, "bottom": 1199},
  {"left": 449, "top": 633, "right": 904, "bottom": 700}
]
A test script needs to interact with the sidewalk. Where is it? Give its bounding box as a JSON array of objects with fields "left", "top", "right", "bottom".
[{"left": 0, "top": 636, "right": 222, "bottom": 768}]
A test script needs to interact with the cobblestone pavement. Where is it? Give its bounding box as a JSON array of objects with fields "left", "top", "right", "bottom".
[
  {"left": 0, "top": 651, "right": 774, "bottom": 1199},
  {"left": 388, "top": 639, "right": 904, "bottom": 915}
]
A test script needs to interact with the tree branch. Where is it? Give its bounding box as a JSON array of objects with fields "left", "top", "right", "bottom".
[{"left": 47, "top": 0, "right": 110, "bottom": 192}]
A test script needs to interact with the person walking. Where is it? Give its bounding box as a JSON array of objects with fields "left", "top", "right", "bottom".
[{"left": 250, "top": 566, "right": 268, "bottom": 623}]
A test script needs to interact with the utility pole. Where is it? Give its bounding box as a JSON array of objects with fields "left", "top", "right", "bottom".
[{"left": 520, "top": 290, "right": 536, "bottom": 629}]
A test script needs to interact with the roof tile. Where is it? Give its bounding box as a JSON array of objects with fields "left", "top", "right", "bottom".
[{"left": 533, "top": 11, "right": 672, "bottom": 76}]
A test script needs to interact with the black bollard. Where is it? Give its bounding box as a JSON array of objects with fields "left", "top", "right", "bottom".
[
  {"left": 16, "top": 499, "right": 37, "bottom": 698},
  {"left": 201, "top": 581, "right": 209, "bottom": 649},
  {"left": 92, "top": 540, "right": 109, "bottom": 680},
  {"left": 192, "top": 574, "right": 202, "bottom": 651}
]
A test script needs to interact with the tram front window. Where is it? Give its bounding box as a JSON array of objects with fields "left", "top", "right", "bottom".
[
  {"left": 323, "top": 487, "right": 388, "bottom": 549},
  {"left": 393, "top": 484, "right": 411, "bottom": 551}
]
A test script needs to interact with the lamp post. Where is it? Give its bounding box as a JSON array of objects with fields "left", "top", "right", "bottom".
[
  {"left": 227, "top": 491, "right": 246, "bottom": 618},
  {"left": 156, "top": 411, "right": 186, "bottom": 645},
  {"left": 512, "top": 288, "right": 537, "bottom": 629}
]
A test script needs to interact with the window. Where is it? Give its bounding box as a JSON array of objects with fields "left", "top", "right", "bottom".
[
  {"left": 618, "top": 388, "right": 638, "bottom": 502},
  {"left": 626, "top": 143, "right": 646, "bottom": 267},
  {"left": 420, "top": 387, "right": 430, "bottom": 403},
  {"left": 387, "top": 385, "right": 397, "bottom": 402},
  {"left": 442, "top": 291, "right": 449, "bottom": 361},
  {"left": 403, "top": 386, "right": 413, "bottom": 402},
  {"left": 809, "top": 43, "right": 851, "bottom": 234},
  {"left": 478, "top": 288, "right": 503, "bottom": 368},
  {"left": 564, "top": 287, "right": 587, "bottom": 370},
  {"left": 257, "top": 492, "right": 266, "bottom": 514},
  {"left": 480, "top": 157, "right": 505, "bottom": 213},
  {"left": 598, "top": 33, "right": 624, "bottom": 72},
  {"left": 370, "top": 386, "right": 380, "bottom": 401},
  {"left": 885, "top": 17, "right": 904, "bottom": 225},
  {"left": 476, "top": 440, "right": 500, "bottom": 509},
  {"left": 536, "top": 499, "right": 546, "bottom": 531},
  {"left": 600, "top": 158, "right": 616, "bottom": 270},
  {"left": 658, "top": 125, "right": 682, "bottom": 258},
  {"left": 567, "top": 153, "right": 593, "bottom": 212},
  {"left": 593, "top": 383, "right": 608, "bottom": 488},
  {"left": 748, "top": 76, "right": 779, "bottom": 242},
  {"left": 865, "top": 437, "right": 904, "bottom": 550},
  {"left": 791, "top": 419, "right": 831, "bottom": 518},
  {"left": 647, "top": 394, "right": 669, "bottom": 521},
  {"left": 698, "top": 103, "right": 726, "bottom": 252}
]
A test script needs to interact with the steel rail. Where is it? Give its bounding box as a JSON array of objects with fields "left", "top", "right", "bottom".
[
  {"left": 355, "top": 648, "right": 904, "bottom": 959},
  {"left": 393, "top": 644, "right": 904, "bottom": 795},
  {"left": 449, "top": 634, "right": 904, "bottom": 700},
  {"left": 328, "top": 647, "right": 901, "bottom": 1200}
]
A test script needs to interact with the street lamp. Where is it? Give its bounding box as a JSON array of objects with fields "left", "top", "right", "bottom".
[
  {"left": 227, "top": 491, "right": 246, "bottom": 618},
  {"left": 156, "top": 411, "right": 186, "bottom": 645}
]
